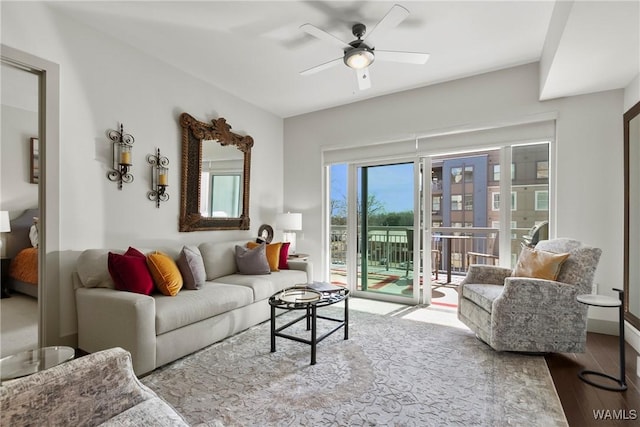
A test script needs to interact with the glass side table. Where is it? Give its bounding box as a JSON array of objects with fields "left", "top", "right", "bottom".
[
  {"left": 0, "top": 346, "right": 75, "bottom": 382},
  {"left": 576, "top": 288, "right": 627, "bottom": 391}
]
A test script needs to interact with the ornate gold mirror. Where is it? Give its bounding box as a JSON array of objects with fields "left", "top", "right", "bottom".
[
  {"left": 179, "top": 112, "right": 252, "bottom": 231},
  {"left": 624, "top": 100, "right": 640, "bottom": 330}
]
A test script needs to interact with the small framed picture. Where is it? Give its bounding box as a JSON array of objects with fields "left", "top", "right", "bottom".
[{"left": 30, "top": 137, "right": 39, "bottom": 184}]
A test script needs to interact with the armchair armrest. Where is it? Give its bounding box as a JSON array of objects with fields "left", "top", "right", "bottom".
[
  {"left": 461, "top": 264, "right": 512, "bottom": 286},
  {"left": 76, "top": 287, "right": 156, "bottom": 375},
  {"left": 491, "top": 277, "right": 589, "bottom": 352}
]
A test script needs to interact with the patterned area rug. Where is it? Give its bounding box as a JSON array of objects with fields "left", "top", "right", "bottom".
[{"left": 142, "top": 307, "right": 567, "bottom": 426}]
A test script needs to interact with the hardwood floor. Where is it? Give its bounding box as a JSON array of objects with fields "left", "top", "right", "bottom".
[{"left": 546, "top": 332, "right": 640, "bottom": 426}]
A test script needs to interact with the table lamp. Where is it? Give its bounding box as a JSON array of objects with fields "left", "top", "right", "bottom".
[
  {"left": 276, "top": 212, "right": 302, "bottom": 254},
  {"left": 0, "top": 211, "right": 11, "bottom": 256}
]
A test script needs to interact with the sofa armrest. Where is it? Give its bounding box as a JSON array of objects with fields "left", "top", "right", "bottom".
[
  {"left": 76, "top": 288, "right": 156, "bottom": 375},
  {"left": 460, "top": 264, "right": 512, "bottom": 286},
  {"left": 287, "top": 260, "right": 313, "bottom": 283}
]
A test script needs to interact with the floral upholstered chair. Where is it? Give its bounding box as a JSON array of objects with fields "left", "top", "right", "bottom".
[{"left": 458, "top": 238, "right": 602, "bottom": 353}]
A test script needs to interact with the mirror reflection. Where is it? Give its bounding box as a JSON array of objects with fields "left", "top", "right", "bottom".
[{"left": 200, "top": 142, "right": 244, "bottom": 218}]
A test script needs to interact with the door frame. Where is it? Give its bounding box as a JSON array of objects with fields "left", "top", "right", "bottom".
[{"left": 1, "top": 45, "right": 60, "bottom": 348}]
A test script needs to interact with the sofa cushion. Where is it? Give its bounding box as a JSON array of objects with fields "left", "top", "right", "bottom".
[
  {"left": 216, "top": 270, "right": 308, "bottom": 301},
  {"left": 154, "top": 282, "right": 254, "bottom": 335},
  {"left": 198, "top": 240, "right": 246, "bottom": 280},
  {"left": 176, "top": 246, "right": 206, "bottom": 290},
  {"left": 147, "top": 251, "right": 183, "bottom": 296},
  {"left": 235, "top": 244, "right": 271, "bottom": 275},
  {"left": 462, "top": 283, "right": 504, "bottom": 313},
  {"left": 108, "top": 248, "right": 155, "bottom": 295}
]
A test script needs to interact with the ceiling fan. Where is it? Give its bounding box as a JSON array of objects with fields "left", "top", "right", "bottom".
[{"left": 299, "top": 4, "right": 430, "bottom": 90}]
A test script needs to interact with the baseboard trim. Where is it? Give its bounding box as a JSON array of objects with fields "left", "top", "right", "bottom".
[
  {"left": 587, "top": 319, "right": 640, "bottom": 355},
  {"left": 586, "top": 319, "right": 618, "bottom": 335}
]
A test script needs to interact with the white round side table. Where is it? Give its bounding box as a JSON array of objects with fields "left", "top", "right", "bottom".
[{"left": 576, "top": 288, "right": 627, "bottom": 392}]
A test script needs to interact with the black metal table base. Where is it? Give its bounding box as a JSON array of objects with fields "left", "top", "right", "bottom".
[
  {"left": 270, "top": 296, "right": 349, "bottom": 365},
  {"left": 577, "top": 288, "right": 627, "bottom": 392},
  {"left": 578, "top": 370, "right": 628, "bottom": 391}
]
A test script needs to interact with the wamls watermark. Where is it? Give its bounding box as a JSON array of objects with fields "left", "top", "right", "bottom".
[{"left": 593, "top": 409, "right": 637, "bottom": 421}]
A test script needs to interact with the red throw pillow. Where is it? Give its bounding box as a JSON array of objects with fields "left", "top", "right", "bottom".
[
  {"left": 278, "top": 242, "right": 290, "bottom": 270},
  {"left": 107, "top": 247, "right": 154, "bottom": 295}
]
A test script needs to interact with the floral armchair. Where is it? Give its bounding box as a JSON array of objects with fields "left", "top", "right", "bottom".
[{"left": 457, "top": 238, "right": 602, "bottom": 353}]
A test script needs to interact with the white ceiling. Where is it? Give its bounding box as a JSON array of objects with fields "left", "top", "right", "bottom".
[{"left": 29, "top": 1, "right": 640, "bottom": 117}]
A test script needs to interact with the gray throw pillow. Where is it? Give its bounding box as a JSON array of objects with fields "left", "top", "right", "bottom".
[
  {"left": 176, "top": 246, "right": 206, "bottom": 290},
  {"left": 235, "top": 243, "right": 271, "bottom": 275}
]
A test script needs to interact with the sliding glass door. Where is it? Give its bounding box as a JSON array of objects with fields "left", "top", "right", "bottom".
[{"left": 327, "top": 141, "right": 551, "bottom": 306}]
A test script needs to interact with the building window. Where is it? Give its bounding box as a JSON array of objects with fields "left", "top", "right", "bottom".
[
  {"left": 464, "top": 165, "right": 474, "bottom": 183},
  {"left": 535, "top": 190, "right": 549, "bottom": 211},
  {"left": 492, "top": 165, "right": 500, "bottom": 181},
  {"left": 432, "top": 195, "right": 441, "bottom": 212},
  {"left": 536, "top": 161, "right": 549, "bottom": 179},
  {"left": 464, "top": 193, "right": 473, "bottom": 210},
  {"left": 492, "top": 164, "right": 515, "bottom": 181},
  {"left": 492, "top": 192, "right": 516, "bottom": 210},
  {"left": 451, "top": 167, "right": 463, "bottom": 183},
  {"left": 451, "top": 195, "right": 462, "bottom": 210}
]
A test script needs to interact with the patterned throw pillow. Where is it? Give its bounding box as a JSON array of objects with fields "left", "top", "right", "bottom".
[
  {"left": 512, "top": 246, "right": 570, "bottom": 281},
  {"left": 107, "top": 247, "right": 155, "bottom": 295},
  {"left": 176, "top": 246, "right": 206, "bottom": 290},
  {"left": 235, "top": 244, "right": 271, "bottom": 275},
  {"left": 147, "top": 251, "right": 184, "bottom": 296}
]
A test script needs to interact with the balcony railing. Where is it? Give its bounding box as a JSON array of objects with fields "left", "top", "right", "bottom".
[{"left": 330, "top": 225, "right": 533, "bottom": 277}]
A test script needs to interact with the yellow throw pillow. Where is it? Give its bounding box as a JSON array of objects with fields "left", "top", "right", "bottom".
[
  {"left": 147, "top": 251, "right": 183, "bottom": 296},
  {"left": 512, "top": 246, "right": 570, "bottom": 281},
  {"left": 247, "top": 241, "right": 282, "bottom": 272}
]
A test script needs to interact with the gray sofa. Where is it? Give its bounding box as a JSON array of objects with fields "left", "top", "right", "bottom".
[
  {"left": 75, "top": 240, "right": 312, "bottom": 375},
  {"left": 0, "top": 347, "right": 188, "bottom": 426}
]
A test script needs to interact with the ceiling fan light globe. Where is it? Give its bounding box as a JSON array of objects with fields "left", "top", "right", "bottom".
[{"left": 344, "top": 48, "right": 375, "bottom": 70}]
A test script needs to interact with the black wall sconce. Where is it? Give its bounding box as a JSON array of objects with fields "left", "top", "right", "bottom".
[
  {"left": 147, "top": 148, "right": 170, "bottom": 208},
  {"left": 107, "top": 124, "right": 135, "bottom": 189}
]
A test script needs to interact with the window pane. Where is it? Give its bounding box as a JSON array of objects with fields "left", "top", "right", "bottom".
[
  {"left": 464, "top": 165, "right": 474, "bottom": 183},
  {"left": 451, "top": 167, "right": 463, "bottom": 183},
  {"left": 537, "top": 161, "right": 549, "bottom": 179},
  {"left": 493, "top": 164, "right": 500, "bottom": 181},
  {"left": 464, "top": 193, "right": 473, "bottom": 210},
  {"left": 535, "top": 190, "right": 549, "bottom": 210},
  {"left": 492, "top": 192, "right": 500, "bottom": 210},
  {"left": 451, "top": 194, "right": 462, "bottom": 210}
]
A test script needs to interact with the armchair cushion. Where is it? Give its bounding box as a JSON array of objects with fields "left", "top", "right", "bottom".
[
  {"left": 512, "top": 246, "right": 570, "bottom": 281},
  {"left": 462, "top": 283, "right": 504, "bottom": 313}
]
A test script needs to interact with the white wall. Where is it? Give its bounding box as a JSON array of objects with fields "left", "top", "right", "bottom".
[
  {"left": 2, "top": 3, "right": 285, "bottom": 343},
  {"left": 284, "top": 63, "right": 625, "bottom": 326}
]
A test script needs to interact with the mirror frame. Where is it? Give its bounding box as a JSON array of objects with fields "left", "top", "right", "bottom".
[
  {"left": 179, "top": 112, "right": 253, "bottom": 231},
  {"left": 623, "top": 100, "right": 640, "bottom": 330}
]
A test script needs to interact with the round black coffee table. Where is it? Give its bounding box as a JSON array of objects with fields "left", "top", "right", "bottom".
[{"left": 269, "top": 282, "right": 349, "bottom": 365}]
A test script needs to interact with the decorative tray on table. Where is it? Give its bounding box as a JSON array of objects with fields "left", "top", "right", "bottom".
[{"left": 277, "top": 288, "right": 322, "bottom": 304}]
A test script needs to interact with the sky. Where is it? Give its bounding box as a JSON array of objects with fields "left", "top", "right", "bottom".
[{"left": 330, "top": 163, "right": 414, "bottom": 214}]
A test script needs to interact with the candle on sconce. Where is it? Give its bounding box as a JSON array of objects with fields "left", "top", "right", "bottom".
[
  {"left": 158, "top": 168, "right": 168, "bottom": 186},
  {"left": 120, "top": 146, "right": 132, "bottom": 165}
]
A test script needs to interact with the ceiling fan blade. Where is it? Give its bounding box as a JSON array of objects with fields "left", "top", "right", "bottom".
[
  {"left": 300, "top": 57, "right": 343, "bottom": 76},
  {"left": 363, "top": 4, "right": 410, "bottom": 44},
  {"left": 356, "top": 67, "right": 371, "bottom": 90},
  {"left": 375, "top": 50, "right": 430, "bottom": 64},
  {"left": 299, "top": 23, "right": 351, "bottom": 49}
]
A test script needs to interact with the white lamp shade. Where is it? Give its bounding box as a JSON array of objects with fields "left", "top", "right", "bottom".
[
  {"left": 276, "top": 212, "right": 302, "bottom": 231},
  {"left": 0, "top": 211, "right": 10, "bottom": 233}
]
